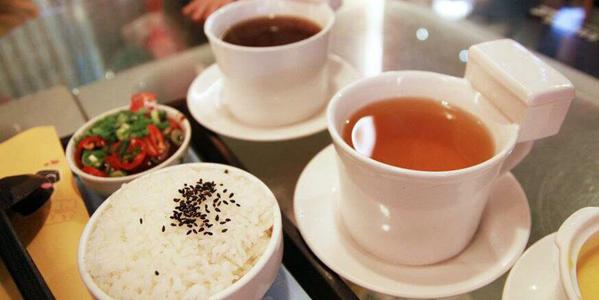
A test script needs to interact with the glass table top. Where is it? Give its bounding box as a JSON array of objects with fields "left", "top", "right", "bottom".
[
  {"left": 0, "top": 0, "right": 596, "bottom": 101},
  {"left": 216, "top": 2, "right": 599, "bottom": 299}
]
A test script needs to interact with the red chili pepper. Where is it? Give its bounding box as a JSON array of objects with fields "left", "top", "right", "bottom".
[
  {"left": 82, "top": 166, "right": 107, "bottom": 177},
  {"left": 105, "top": 154, "right": 122, "bottom": 170},
  {"left": 145, "top": 124, "right": 167, "bottom": 157},
  {"left": 130, "top": 92, "right": 157, "bottom": 112},
  {"left": 112, "top": 138, "right": 147, "bottom": 171},
  {"left": 77, "top": 136, "right": 105, "bottom": 150},
  {"left": 168, "top": 118, "right": 181, "bottom": 130},
  {"left": 75, "top": 136, "right": 105, "bottom": 168}
]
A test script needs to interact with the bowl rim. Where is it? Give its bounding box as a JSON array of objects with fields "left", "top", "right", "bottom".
[
  {"left": 77, "top": 163, "right": 283, "bottom": 299},
  {"left": 65, "top": 104, "right": 192, "bottom": 183}
]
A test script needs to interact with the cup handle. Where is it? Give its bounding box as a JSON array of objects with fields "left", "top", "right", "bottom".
[
  {"left": 466, "top": 39, "right": 575, "bottom": 142},
  {"left": 500, "top": 141, "right": 534, "bottom": 174}
]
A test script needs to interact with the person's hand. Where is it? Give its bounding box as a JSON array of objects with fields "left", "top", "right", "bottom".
[
  {"left": 0, "top": 0, "right": 38, "bottom": 36},
  {"left": 182, "top": 0, "right": 234, "bottom": 22}
]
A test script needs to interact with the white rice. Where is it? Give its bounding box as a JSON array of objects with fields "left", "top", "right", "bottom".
[{"left": 83, "top": 165, "right": 274, "bottom": 299}]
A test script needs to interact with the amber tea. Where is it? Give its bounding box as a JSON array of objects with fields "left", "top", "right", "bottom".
[{"left": 342, "top": 98, "right": 495, "bottom": 171}]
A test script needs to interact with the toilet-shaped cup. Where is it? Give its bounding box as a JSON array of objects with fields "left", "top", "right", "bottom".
[{"left": 327, "top": 39, "right": 575, "bottom": 265}]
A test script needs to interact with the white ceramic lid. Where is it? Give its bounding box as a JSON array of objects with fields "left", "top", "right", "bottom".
[{"left": 465, "top": 39, "right": 575, "bottom": 142}]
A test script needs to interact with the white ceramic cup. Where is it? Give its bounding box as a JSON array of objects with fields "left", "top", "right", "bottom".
[
  {"left": 327, "top": 71, "right": 523, "bottom": 265},
  {"left": 204, "top": 0, "right": 335, "bottom": 127},
  {"left": 556, "top": 207, "right": 599, "bottom": 300}
]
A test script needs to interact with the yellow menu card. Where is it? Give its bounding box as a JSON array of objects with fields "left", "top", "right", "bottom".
[{"left": 0, "top": 127, "right": 91, "bottom": 299}]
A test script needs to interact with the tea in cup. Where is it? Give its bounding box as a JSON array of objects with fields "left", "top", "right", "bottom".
[
  {"left": 204, "top": 0, "right": 335, "bottom": 127},
  {"left": 556, "top": 207, "right": 599, "bottom": 300},
  {"left": 327, "top": 39, "right": 575, "bottom": 265}
]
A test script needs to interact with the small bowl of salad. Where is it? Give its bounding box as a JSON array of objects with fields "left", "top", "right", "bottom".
[{"left": 66, "top": 92, "right": 191, "bottom": 196}]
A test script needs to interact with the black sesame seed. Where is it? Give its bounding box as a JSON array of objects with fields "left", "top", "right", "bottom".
[
  {"left": 139, "top": 218, "right": 143, "bottom": 224},
  {"left": 169, "top": 179, "right": 240, "bottom": 238},
  {"left": 222, "top": 229, "right": 228, "bottom": 233},
  {"left": 229, "top": 193, "right": 234, "bottom": 198},
  {"left": 162, "top": 226, "right": 165, "bottom": 232},
  {"left": 224, "top": 170, "right": 229, "bottom": 174},
  {"left": 236, "top": 203, "right": 241, "bottom": 207},
  {"left": 155, "top": 270, "right": 159, "bottom": 276},
  {"left": 225, "top": 218, "right": 231, "bottom": 222},
  {"left": 230, "top": 200, "right": 236, "bottom": 203}
]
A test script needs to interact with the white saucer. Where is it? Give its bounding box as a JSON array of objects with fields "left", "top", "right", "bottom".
[
  {"left": 503, "top": 233, "right": 567, "bottom": 300},
  {"left": 186, "top": 55, "right": 360, "bottom": 142},
  {"left": 294, "top": 145, "right": 531, "bottom": 299}
]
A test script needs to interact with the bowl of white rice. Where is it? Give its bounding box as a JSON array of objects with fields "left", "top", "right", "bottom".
[{"left": 78, "top": 163, "right": 283, "bottom": 300}]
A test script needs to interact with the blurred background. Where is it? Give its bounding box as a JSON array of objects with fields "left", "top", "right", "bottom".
[{"left": 0, "top": 0, "right": 597, "bottom": 102}]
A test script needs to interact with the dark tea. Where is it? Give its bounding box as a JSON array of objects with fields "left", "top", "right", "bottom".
[
  {"left": 222, "top": 15, "right": 321, "bottom": 47},
  {"left": 342, "top": 98, "right": 495, "bottom": 171}
]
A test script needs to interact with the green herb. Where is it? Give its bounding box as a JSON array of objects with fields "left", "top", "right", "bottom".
[
  {"left": 151, "top": 109, "right": 161, "bottom": 124},
  {"left": 109, "top": 170, "right": 127, "bottom": 177},
  {"left": 155, "top": 121, "right": 169, "bottom": 130},
  {"left": 116, "top": 123, "right": 130, "bottom": 141},
  {"left": 118, "top": 140, "right": 130, "bottom": 158},
  {"left": 82, "top": 149, "right": 106, "bottom": 168},
  {"left": 170, "top": 129, "right": 184, "bottom": 146}
]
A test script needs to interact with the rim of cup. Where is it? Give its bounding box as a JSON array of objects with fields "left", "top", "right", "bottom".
[
  {"left": 326, "top": 71, "right": 519, "bottom": 179},
  {"left": 204, "top": 0, "right": 335, "bottom": 53}
]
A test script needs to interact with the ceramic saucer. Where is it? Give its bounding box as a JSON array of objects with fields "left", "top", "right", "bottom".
[
  {"left": 502, "top": 233, "right": 567, "bottom": 300},
  {"left": 186, "top": 55, "right": 360, "bottom": 142},
  {"left": 294, "top": 145, "right": 531, "bottom": 299}
]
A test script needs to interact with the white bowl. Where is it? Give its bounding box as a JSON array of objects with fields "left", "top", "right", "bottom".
[
  {"left": 78, "top": 163, "right": 283, "bottom": 300},
  {"left": 66, "top": 104, "right": 191, "bottom": 197},
  {"left": 555, "top": 207, "right": 599, "bottom": 300}
]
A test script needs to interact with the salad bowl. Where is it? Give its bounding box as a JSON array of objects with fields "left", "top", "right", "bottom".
[{"left": 66, "top": 93, "right": 191, "bottom": 196}]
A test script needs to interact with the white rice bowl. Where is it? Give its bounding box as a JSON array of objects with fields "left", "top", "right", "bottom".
[{"left": 78, "top": 163, "right": 281, "bottom": 300}]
